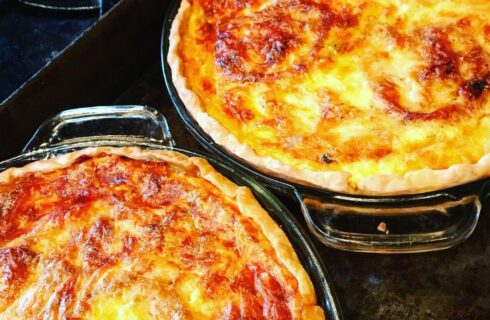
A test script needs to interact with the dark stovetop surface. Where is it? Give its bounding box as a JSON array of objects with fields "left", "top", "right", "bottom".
[{"left": 0, "top": 0, "right": 98, "bottom": 103}]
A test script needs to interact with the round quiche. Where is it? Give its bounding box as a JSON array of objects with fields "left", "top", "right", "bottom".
[
  {"left": 168, "top": 0, "right": 490, "bottom": 195},
  {"left": 0, "top": 148, "right": 324, "bottom": 320}
]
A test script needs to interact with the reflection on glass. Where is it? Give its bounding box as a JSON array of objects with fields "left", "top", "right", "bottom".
[{"left": 17, "top": 0, "right": 100, "bottom": 11}]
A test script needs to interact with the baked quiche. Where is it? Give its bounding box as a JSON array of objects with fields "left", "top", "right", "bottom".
[
  {"left": 168, "top": 0, "right": 490, "bottom": 195},
  {"left": 0, "top": 148, "right": 324, "bottom": 319}
]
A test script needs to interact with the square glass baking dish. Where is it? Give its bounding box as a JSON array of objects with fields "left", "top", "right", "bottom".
[
  {"left": 161, "top": 0, "right": 490, "bottom": 253},
  {"left": 0, "top": 105, "right": 343, "bottom": 320}
]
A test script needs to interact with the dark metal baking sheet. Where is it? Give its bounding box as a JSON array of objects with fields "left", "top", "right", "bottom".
[{"left": 1, "top": 0, "right": 489, "bottom": 318}]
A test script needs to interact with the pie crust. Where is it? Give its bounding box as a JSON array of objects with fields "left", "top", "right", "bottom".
[
  {"left": 0, "top": 147, "right": 324, "bottom": 319},
  {"left": 167, "top": 0, "right": 490, "bottom": 195}
]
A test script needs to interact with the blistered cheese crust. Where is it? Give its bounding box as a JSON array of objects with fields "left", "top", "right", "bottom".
[
  {"left": 170, "top": 0, "right": 490, "bottom": 194},
  {"left": 0, "top": 148, "right": 323, "bottom": 320}
]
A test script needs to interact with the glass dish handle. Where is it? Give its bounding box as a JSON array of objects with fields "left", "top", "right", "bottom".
[
  {"left": 23, "top": 105, "right": 174, "bottom": 153},
  {"left": 296, "top": 191, "right": 482, "bottom": 253}
]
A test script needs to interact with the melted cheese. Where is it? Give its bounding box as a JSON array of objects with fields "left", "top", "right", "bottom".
[
  {"left": 0, "top": 154, "right": 307, "bottom": 319},
  {"left": 178, "top": 0, "right": 490, "bottom": 188}
]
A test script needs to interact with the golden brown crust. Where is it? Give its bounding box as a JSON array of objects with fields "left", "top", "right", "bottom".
[
  {"left": 167, "top": 0, "right": 490, "bottom": 196},
  {"left": 190, "top": 157, "right": 323, "bottom": 319},
  {"left": 0, "top": 147, "right": 324, "bottom": 320}
]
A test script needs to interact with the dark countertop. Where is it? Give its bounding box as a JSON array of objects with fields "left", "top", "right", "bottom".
[{"left": 0, "top": 0, "right": 97, "bottom": 102}]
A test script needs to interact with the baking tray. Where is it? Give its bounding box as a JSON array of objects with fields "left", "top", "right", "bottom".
[
  {"left": 0, "top": 105, "right": 343, "bottom": 320},
  {"left": 161, "top": 0, "right": 490, "bottom": 253}
]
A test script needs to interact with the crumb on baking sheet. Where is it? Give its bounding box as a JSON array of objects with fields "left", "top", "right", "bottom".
[{"left": 377, "top": 222, "right": 390, "bottom": 234}]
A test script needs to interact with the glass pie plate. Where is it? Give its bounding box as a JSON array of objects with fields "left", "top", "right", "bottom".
[
  {"left": 161, "top": 0, "right": 490, "bottom": 253},
  {"left": 0, "top": 105, "right": 343, "bottom": 320}
]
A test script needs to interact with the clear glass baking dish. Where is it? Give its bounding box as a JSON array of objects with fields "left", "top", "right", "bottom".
[
  {"left": 0, "top": 105, "right": 343, "bottom": 320},
  {"left": 161, "top": 0, "right": 490, "bottom": 253}
]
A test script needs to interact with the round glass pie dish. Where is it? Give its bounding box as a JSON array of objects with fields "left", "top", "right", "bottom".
[
  {"left": 0, "top": 105, "right": 342, "bottom": 320},
  {"left": 161, "top": 0, "right": 490, "bottom": 253}
]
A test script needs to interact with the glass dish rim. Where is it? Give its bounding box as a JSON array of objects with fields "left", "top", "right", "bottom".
[{"left": 16, "top": 0, "right": 100, "bottom": 11}]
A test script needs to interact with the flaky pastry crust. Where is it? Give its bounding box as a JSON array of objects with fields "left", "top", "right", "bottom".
[
  {"left": 167, "top": 0, "right": 490, "bottom": 196},
  {"left": 0, "top": 147, "right": 324, "bottom": 320}
]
